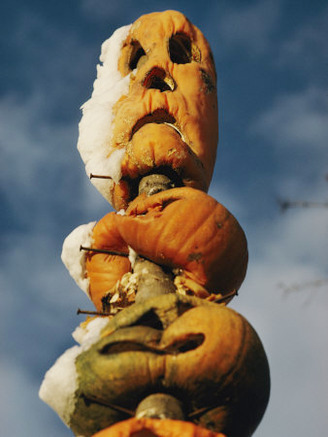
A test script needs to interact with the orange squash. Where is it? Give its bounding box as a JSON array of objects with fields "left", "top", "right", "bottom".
[
  {"left": 69, "top": 295, "right": 270, "bottom": 437},
  {"left": 112, "top": 10, "right": 218, "bottom": 210},
  {"left": 93, "top": 418, "right": 227, "bottom": 437},
  {"left": 86, "top": 212, "right": 131, "bottom": 311},
  {"left": 78, "top": 10, "right": 218, "bottom": 210},
  {"left": 85, "top": 187, "right": 247, "bottom": 309},
  {"left": 117, "top": 187, "right": 248, "bottom": 296}
]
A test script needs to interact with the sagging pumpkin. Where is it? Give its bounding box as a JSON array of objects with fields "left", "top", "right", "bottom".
[
  {"left": 62, "top": 295, "right": 270, "bottom": 437},
  {"left": 77, "top": 188, "right": 248, "bottom": 311},
  {"left": 78, "top": 10, "right": 218, "bottom": 210}
]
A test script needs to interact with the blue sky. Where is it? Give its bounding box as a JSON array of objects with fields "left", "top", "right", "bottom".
[{"left": 1, "top": 0, "right": 327, "bottom": 436}]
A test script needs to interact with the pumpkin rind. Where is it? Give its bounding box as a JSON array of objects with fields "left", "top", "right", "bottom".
[
  {"left": 86, "top": 212, "right": 131, "bottom": 310},
  {"left": 85, "top": 187, "right": 247, "bottom": 309},
  {"left": 69, "top": 294, "right": 270, "bottom": 437},
  {"left": 77, "top": 10, "right": 218, "bottom": 209},
  {"left": 117, "top": 187, "right": 248, "bottom": 295},
  {"left": 92, "top": 418, "right": 227, "bottom": 437},
  {"left": 111, "top": 11, "right": 218, "bottom": 209}
]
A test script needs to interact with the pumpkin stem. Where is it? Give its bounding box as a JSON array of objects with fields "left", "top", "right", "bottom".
[
  {"left": 130, "top": 174, "right": 178, "bottom": 303},
  {"left": 134, "top": 257, "right": 176, "bottom": 304},
  {"left": 135, "top": 393, "right": 185, "bottom": 420},
  {"left": 138, "top": 173, "right": 175, "bottom": 196}
]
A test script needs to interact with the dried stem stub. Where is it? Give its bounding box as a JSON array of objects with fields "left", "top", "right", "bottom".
[
  {"left": 135, "top": 393, "right": 185, "bottom": 420},
  {"left": 133, "top": 174, "right": 177, "bottom": 303}
]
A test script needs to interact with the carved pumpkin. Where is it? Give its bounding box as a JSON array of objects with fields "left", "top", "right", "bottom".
[
  {"left": 85, "top": 187, "right": 247, "bottom": 310},
  {"left": 85, "top": 212, "right": 131, "bottom": 311},
  {"left": 77, "top": 10, "right": 218, "bottom": 210},
  {"left": 66, "top": 294, "right": 269, "bottom": 437},
  {"left": 93, "top": 418, "right": 227, "bottom": 437},
  {"left": 118, "top": 187, "right": 248, "bottom": 296}
]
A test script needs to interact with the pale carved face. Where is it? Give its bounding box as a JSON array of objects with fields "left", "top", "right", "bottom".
[{"left": 78, "top": 11, "right": 218, "bottom": 210}]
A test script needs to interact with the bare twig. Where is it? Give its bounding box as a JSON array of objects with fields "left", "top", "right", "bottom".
[{"left": 278, "top": 199, "right": 328, "bottom": 212}]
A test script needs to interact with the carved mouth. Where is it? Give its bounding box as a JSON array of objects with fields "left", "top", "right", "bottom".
[
  {"left": 123, "top": 109, "right": 189, "bottom": 200},
  {"left": 130, "top": 109, "right": 184, "bottom": 140},
  {"left": 99, "top": 333, "right": 205, "bottom": 356}
]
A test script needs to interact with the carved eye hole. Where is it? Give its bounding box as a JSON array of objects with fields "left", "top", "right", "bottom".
[
  {"left": 129, "top": 41, "right": 146, "bottom": 70},
  {"left": 169, "top": 33, "right": 192, "bottom": 64}
]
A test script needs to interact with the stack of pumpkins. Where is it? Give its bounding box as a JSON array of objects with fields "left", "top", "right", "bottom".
[{"left": 40, "top": 11, "right": 270, "bottom": 437}]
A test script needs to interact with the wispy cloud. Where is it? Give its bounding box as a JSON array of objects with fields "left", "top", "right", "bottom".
[
  {"left": 250, "top": 86, "right": 328, "bottom": 150},
  {"left": 2, "top": 3, "right": 327, "bottom": 437}
]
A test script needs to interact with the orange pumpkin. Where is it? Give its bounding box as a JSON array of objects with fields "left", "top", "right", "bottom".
[
  {"left": 93, "top": 418, "right": 227, "bottom": 437},
  {"left": 78, "top": 10, "right": 218, "bottom": 210},
  {"left": 86, "top": 212, "right": 131, "bottom": 311},
  {"left": 85, "top": 187, "right": 247, "bottom": 309},
  {"left": 117, "top": 187, "right": 248, "bottom": 296},
  {"left": 69, "top": 294, "right": 270, "bottom": 437}
]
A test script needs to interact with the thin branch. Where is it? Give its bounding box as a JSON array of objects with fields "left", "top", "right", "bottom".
[
  {"left": 278, "top": 278, "right": 328, "bottom": 294},
  {"left": 278, "top": 199, "right": 328, "bottom": 212}
]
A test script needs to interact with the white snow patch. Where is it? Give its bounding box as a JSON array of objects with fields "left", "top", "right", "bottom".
[
  {"left": 39, "top": 345, "right": 81, "bottom": 426},
  {"left": 72, "top": 316, "right": 109, "bottom": 348},
  {"left": 39, "top": 317, "right": 110, "bottom": 427},
  {"left": 61, "top": 222, "right": 96, "bottom": 296},
  {"left": 77, "top": 24, "right": 132, "bottom": 205}
]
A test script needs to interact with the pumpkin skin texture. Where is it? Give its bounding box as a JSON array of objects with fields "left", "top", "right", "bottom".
[
  {"left": 85, "top": 10, "right": 218, "bottom": 210},
  {"left": 85, "top": 187, "right": 247, "bottom": 309},
  {"left": 116, "top": 10, "right": 218, "bottom": 188},
  {"left": 70, "top": 294, "right": 270, "bottom": 437},
  {"left": 93, "top": 418, "right": 227, "bottom": 437},
  {"left": 86, "top": 212, "right": 131, "bottom": 311},
  {"left": 117, "top": 187, "right": 248, "bottom": 296}
]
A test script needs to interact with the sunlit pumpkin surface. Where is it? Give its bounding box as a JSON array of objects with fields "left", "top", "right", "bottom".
[
  {"left": 92, "top": 417, "right": 227, "bottom": 437},
  {"left": 86, "top": 188, "right": 248, "bottom": 311},
  {"left": 68, "top": 295, "right": 270, "bottom": 437},
  {"left": 78, "top": 10, "right": 218, "bottom": 209}
]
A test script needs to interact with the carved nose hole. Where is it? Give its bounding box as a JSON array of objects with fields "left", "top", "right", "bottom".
[{"left": 143, "top": 67, "right": 174, "bottom": 92}]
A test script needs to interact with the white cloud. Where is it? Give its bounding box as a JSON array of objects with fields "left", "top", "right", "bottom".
[
  {"left": 0, "top": 94, "right": 75, "bottom": 186},
  {"left": 250, "top": 86, "right": 328, "bottom": 150},
  {"left": 230, "top": 206, "right": 328, "bottom": 436}
]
